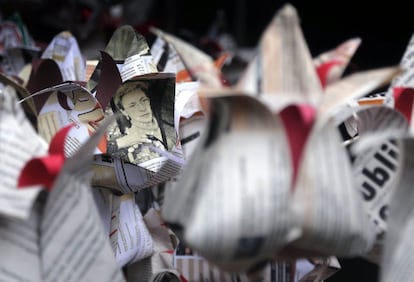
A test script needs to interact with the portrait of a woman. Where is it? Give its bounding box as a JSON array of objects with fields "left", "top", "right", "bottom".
[{"left": 107, "top": 75, "right": 176, "bottom": 165}]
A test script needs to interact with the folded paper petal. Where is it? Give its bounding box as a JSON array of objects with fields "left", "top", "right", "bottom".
[
  {"left": 18, "top": 154, "right": 65, "bottom": 190},
  {"left": 280, "top": 104, "right": 316, "bottom": 188},
  {"left": 393, "top": 87, "right": 414, "bottom": 123},
  {"left": 316, "top": 60, "right": 343, "bottom": 88},
  {"left": 95, "top": 51, "right": 122, "bottom": 110}
]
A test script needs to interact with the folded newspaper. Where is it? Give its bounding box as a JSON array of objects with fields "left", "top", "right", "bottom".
[
  {"left": 150, "top": 27, "right": 224, "bottom": 88},
  {"left": 89, "top": 26, "right": 185, "bottom": 193},
  {"left": 17, "top": 26, "right": 186, "bottom": 194},
  {"left": 161, "top": 4, "right": 400, "bottom": 274},
  {"left": 0, "top": 13, "right": 41, "bottom": 78},
  {"left": 3, "top": 2, "right": 414, "bottom": 281},
  {"left": 0, "top": 77, "right": 47, "bottom": 220},
  {"left": 0, "top": 83, "right": 125, "bottom": 281},
  {"left": 41, "top": 31, "right": 86, "bottom": 82}
]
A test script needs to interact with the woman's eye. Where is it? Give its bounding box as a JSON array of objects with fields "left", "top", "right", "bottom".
[{"left": 128, "top": 102, "right": 136, "bottom": 108}]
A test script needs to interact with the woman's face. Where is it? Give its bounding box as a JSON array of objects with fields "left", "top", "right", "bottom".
[{"left": 121, "top": 88, "right": 153, "bottom": 123}]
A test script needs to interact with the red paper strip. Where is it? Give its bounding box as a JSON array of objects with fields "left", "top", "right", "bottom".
[
  {"left": 280, "top": 104, "right": 316, "bottom": 190},
  {"left": 393, "top": 87, "right": 414, "bottom": 124},
  {"left": 316, "top": 60, "right": 342, "bottom": 88},
  {"left": 18, "top": 125, "right": 72, "bottom": 191}
]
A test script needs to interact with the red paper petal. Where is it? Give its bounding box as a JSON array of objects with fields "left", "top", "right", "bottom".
[
  {"left": 48, "top": 124, "right": 73, "bottom": 155},
  {"left": 280, "top": 104, "right": 316, "bottom": 190},
  {"left": 393, "top": 87, "right": 414, "bottom": 123},
  {"left": 18, "top": 125, "right": 73, "bottom": 190},
  {"left": 316, "top": 60, "right": 342, "bottom": 88},
  {"left": 18, "top": 154, "right": 65, "bottom": 191}
]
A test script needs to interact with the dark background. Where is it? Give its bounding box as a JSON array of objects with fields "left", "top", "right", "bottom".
[
  {"left": 1, "top": 0, "right": 414, "bottom": 69},
  {"left": 1, "top": 1, "right": 410, "bottom": 281}
]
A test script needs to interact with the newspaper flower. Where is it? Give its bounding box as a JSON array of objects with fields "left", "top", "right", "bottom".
[
  {"left": 17, "top": 26, "right": 185, "bottom": 194},
  {"left": 82, "top": 25, "right": 185, "bottom": 193},
  {"left": 162, "top": 4, "right": 401, "bottom": 273},
  {"left": 233, "top": 3, "right": 400, "bottom": 259}
]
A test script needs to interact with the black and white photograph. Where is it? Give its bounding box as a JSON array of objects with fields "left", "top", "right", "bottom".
[{"left": 107, "top": 75, "right": 176, "bottom": 165}]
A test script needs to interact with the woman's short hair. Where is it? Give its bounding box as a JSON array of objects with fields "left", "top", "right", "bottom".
[{"left": 115, "top": 80, "right": 149, "bottom": 111}]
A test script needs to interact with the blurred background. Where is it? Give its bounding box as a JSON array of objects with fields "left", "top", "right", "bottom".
[
  {"left": 1, "top": 1, "right": 413, "bottom": 281},
  {"left": 1, "top": 0, "right": 414, "bottom": 69}
]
